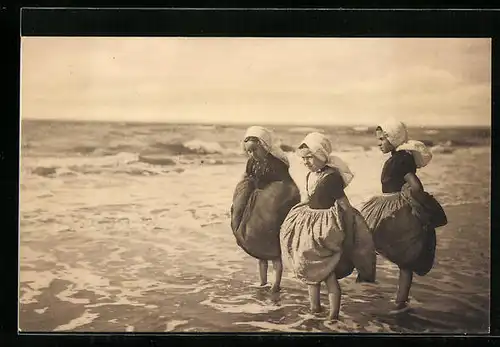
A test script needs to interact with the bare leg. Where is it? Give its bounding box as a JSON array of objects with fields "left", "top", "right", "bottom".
[
  {"left": 390, "top": 267, "right": 413, "bottom": 314},
  {"left": 325, "top": 273, "right": 341, "bottom": 321},
  {"left": 258, "top": 260, "right": 268, "bottom": 286},
  {"left": 270, "top": 259, "right": 283, "bottom": 293},
  {"left": 308, "top": 284, "right": 322, "bottom": 313},
  {"left": 396, "top": 267, "right": 413, "bottom": 305}
]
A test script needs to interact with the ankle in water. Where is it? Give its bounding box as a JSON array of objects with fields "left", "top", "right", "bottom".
[
  {"left": 270, "top": 285, "right": 281, "bottom": 293},
  {"left": 328, "top": 313, "right": 340, "bottom": 322},
  {"left": 390, "top": 301, "right": 411, "bottom": 314},
  {"left": 310, "top": 305, "right": 323, "bottom": 314},
  {"left": 395, "top": 298, "right": 410, "bottom": 306}
]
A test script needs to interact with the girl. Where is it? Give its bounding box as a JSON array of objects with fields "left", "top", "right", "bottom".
[
  {"left": 280, "top": 132, "right": 376, "bottom": 322},
  {"left": 360, "top": 119, "right": 447, "bottom": 314},
  {"left": 230, "top": 126, "right": 301, "bottom": 293}
]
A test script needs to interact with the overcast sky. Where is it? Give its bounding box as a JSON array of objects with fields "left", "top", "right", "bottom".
[{"left": 21, "top": 37, "right": 491, "bottom": 127}]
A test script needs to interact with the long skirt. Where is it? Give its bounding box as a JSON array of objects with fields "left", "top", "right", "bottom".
[
  {"left": 230, "top": 177, "right": 301, "bottom": 260},
  {"left": 280, "top": 202, "right": 376, "bottom": 285},
  {"left": 360, "top": 184, "right": 445, "bottom": 276}
]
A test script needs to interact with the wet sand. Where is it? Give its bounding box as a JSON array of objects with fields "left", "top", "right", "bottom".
[{"left": 19, "top": 202, "right": 489, "bottom": 333}]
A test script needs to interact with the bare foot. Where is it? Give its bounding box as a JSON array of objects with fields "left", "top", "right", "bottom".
[
  {"left": 270, "top": 284, "right": 281, "bottom": 293},
  {"left": 327, "top": 313, "right": 339, "bottom": 322},
  {"left": 324, "top": 318, "right": 349, "bottom": 331},
  {"left": 269, "top": 291, "right": 281, "bottom": 305},
  {"left": 389, "top": 302, "right": 411, "bottom": 315},
  {"left": 252, "top": 282, "right": 269, "bottom": 288},
  {"left": 310, "top": 305, "right": 323, "bottom": 315}
]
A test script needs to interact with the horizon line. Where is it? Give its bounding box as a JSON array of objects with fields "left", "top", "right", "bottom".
[{"left": 20, "top": 116, "right": 492, "bottom": 129}]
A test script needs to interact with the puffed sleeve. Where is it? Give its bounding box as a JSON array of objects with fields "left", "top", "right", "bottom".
[{"left": 392, "top": 151, "right": 417, "bottom": 178}]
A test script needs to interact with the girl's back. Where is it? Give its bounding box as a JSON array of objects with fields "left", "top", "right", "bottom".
[{"left": 245, "top": 153, "right": 293, "bottom": 189}]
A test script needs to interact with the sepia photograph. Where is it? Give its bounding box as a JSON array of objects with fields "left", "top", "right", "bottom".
[{"left": 19, "top": 36, "right": 491, "bottom": 334}]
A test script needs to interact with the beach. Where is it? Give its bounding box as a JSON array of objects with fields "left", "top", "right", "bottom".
[{"left": 19, "top": 120, "right": 490, "bottom": 333}]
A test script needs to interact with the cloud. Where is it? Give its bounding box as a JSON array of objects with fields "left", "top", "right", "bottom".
[{"left": 20, "top": 37, "right": 491, "bottom": 126}]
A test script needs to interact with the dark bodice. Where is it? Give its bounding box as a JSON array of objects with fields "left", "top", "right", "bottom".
[
  {"left": 381, "top": 150, "right": 417, "bottom": 193},
  {"left": 307, "top": 168, "right": 346, "bottom": 209}
]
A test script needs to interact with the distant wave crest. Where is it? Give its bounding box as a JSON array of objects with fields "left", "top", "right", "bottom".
[{"left": 28, "top": 139, "right": 244, "bottom": 178}]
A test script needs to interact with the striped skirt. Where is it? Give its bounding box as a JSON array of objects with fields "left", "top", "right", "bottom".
[
  {"left": 280, "top": 202, "right": 376, "bottom": 285},
  {"left": 360, "top": 184, "right": 440, "bottom": 276}
]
